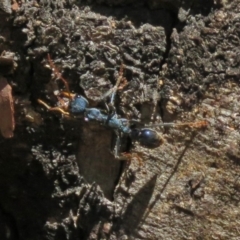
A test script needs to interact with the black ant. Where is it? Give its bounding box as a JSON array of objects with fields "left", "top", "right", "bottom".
[{"left": 38, "top": 54, "right": 208, "bottom": 157}]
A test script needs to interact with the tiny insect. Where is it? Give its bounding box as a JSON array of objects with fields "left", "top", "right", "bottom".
[{"left": 38, "top": 54, "right": 208, "bottom": 157}]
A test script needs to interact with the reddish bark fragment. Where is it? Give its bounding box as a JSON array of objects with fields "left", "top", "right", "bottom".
[{"left": 0, "top": 76, "right": 14, "bottom": 138}]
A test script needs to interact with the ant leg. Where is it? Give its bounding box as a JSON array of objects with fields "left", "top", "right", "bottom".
[
  {"left": 101, "top": 64, "right": 124, "bottom": 100},
  {"left": 38, "top": 99, "right": 70, "bottom": 116},
  {"left": 113, "top": 131, "right": 121, "bottom": 159},
  {"left": 110, "top": 63, "right": 125, "bottom": 105},
  {"left": 112, "top": 130, "right": 132, "bottom": 160},
  {"left": 104, "top": 102, "right": 110, "bottom": 113},
  {"left": 101, "top": 63, "right": 126, "bottom": 113}
]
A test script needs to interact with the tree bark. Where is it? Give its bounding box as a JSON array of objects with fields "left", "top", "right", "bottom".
[{"left": 0, "top": 0, "right": 239, "bottom": 239}]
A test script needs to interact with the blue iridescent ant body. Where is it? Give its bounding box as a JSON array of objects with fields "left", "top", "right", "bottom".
[{"left": 68, "top": 95, "right": 162, "bottom": 149}]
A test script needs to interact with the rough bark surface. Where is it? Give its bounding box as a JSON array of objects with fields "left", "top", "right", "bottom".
[{"left": 0, "top": 0, "right": 239, "bottom": 239}]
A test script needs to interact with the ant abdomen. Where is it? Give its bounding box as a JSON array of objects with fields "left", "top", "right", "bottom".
[{"left": 130, "top": 128, "right": 164, "bottom": 148}]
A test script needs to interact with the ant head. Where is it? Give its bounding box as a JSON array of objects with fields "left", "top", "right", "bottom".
[{"left": 69, "top": 95, "right": 89, "bottom": 115}]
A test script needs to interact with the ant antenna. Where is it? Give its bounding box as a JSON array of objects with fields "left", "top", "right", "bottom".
[
  {"left": 47, "top": 54, "right": 72, "bottom": 99},
  {"left": 146, "top": 120, "right": 208, "bottom": 129}
]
